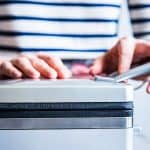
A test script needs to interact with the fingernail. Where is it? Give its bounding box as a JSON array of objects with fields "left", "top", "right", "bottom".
[
  {"left": 30, "top": 72, "right": 40, "bottom": 79},
  {"left": 47, "top": 71, "right": 57, "bottom": 79},
  {"left": 65, "top": 72, "right": 72, "bottom": 78},
  {"left": 13, "top": 72, "right": 22, "bottom": 78},
  {"left": 62, "top": 68, "right": 72, "bottom": 78}
]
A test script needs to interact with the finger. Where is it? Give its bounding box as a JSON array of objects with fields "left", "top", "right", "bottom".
[
  {"left": 71, "top": 63, "right": 89, "bottom": 75},
  {"left": 37, "top": 53, "right": 71, "bottom": 79},
  {"left": 11, "top": 57, "right": 40, "bottom": 79},
  {"left": 147, "top": 82, "right": 150, "bottom": 94},
  {"left": 29, "top": 56, "right": 57, "bottom": 79},
  {"left": 118, "top": 37, "right": 136, "bottom": 74},
  {"left": 0, "top": 61, "right": 22, "bottom": 78},
  {"left": 90, "top": 41, "right": 120, "bottom": 75},
  {"left": 134, "top": 74, "right": 150, "bottom": 81},
  {"left": 89, "top": 55, "right": 105, "bottom": 75}
]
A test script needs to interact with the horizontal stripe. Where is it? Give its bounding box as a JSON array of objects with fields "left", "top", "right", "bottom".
[
  {"left": 0, "top": 5, "right": 120, "bottom": 20},
  {"left": 0, "top": 1, "right": 120, "bottom": 8},
  {"left": 0, "top": 16, "right": 119, "bottom": 23},
  {"left": 133, "top": 23, "right": 150, "bottom": 32},
  {"left": 0, "top": 36, "right": 116, "bottom": 50},
  {"left": 130, "top": 9, "right": 150, "bottom": 19},
  {"left": 131, "top": 18, "right": 150, "bottom": 23},
  {"left": 0, "top": 21, "right": 117, "bottom": 34},
  {"left": 0, "top": 0, "right": 121, "bottom": 5},
  {"left": 133, "top": 35, "right": 150, "bottom": 41},
  {"left": 17, "top": 0, "right": 120, "bottom": 4},
  {"left": 22, "top": 52, "right": 106, "bottom": 59},
  {"left": 0, "top": 31, "right": 117, "bottom": 38},
  {"left": 134, "top": 32, "right": 150, "bottom": 37},
  {"left": 129, "top": 0, "right": 150, "bottom": 5},
  {"left": 129, "top": 4, "right": 150, "bottom": 9},
  {"left": 0, "top": 45, "right": 107, "bottom": 52},
  {"left": 0, "top": 50, "right": 105, "bottom": 59}
]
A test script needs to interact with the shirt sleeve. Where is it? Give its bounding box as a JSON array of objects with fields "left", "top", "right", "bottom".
[{"left": 128, "top": 0, "right": 150, "bottom": 40}]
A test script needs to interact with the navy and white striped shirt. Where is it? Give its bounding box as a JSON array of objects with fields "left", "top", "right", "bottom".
[
  {"left": 0, "top": 0, "right": 149, "bottom": 59},
  {"left": 129, "top": 0, "right": 150, "bottom": 40}
]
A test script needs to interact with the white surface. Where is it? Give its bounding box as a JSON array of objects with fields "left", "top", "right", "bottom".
[
  {"left": 0, "top": 129, "right": 133, "bottom": 150},
  {"left": 0, "top": 79, "right": 133, "bottom": 102}
]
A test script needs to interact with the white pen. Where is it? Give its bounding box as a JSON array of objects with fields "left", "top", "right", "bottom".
[{"left": 95, "top": 62, "right": 150, "bottom": 83}]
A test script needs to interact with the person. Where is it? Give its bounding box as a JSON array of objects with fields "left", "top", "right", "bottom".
[{"left": 0, "top": 1, "right": 149, "bottom": 89}]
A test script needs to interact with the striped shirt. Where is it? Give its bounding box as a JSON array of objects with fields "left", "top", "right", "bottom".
[
  {"left": 0, "top": 0, "right": 149, "bottom": 59},
  {"left": 129, "top": 0, "right": 150, "bottom": 40}
]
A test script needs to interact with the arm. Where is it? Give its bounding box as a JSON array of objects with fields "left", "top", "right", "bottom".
[{"left": 128, "top": 0, "right": 150, "bottom": 40}]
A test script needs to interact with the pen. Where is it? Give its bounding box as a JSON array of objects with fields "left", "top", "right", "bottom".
[{"left": 95, "top": 62, "right": 150, "bottom": 83}]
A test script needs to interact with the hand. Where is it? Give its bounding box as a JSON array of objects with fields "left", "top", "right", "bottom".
[
  {"left": 90, "top": 37, "right": 150, "bottom": 93},
  {"left": 0, "top": 53, "right": 71, "bottom": 79}
]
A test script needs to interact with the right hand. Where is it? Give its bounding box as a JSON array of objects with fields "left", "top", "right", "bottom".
[
  {"left": 0, "top": 53, "right": 71, "bottom": 79},
  {"left": 90, "top": 37, "right": 150, "bottom": 93},
  {"left": 90, "top": 37, "right": 150, "bottom": 76}
]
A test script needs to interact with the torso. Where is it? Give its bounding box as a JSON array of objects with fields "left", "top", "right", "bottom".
[{"left": 0, "top": 0, "right": 122, "bottom": 59}]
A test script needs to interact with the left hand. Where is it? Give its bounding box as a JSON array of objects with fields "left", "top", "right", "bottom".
[{"left": 0, "top": 53, "right": 72, "bottom": 79}]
